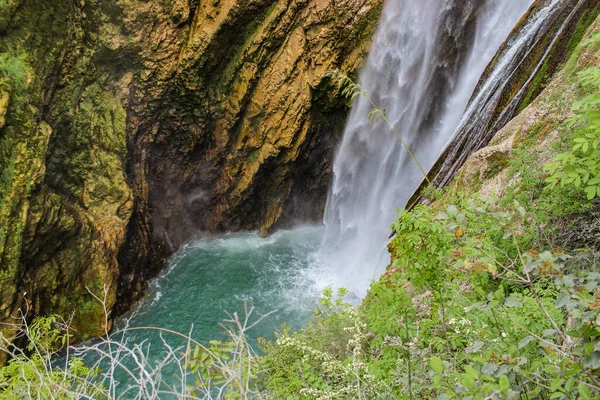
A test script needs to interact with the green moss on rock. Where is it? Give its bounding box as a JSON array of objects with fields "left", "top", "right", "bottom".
[{"left": 0, "top": 0, "right": 134, "bottom": 353}]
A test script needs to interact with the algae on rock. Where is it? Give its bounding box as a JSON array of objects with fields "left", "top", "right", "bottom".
[{"left": 0, "top": 0, "right": 134, "bottom": 357}]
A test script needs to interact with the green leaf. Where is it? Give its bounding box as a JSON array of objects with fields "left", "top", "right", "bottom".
[
  {"left": 481, "top": 363, "right": 498, "bottom": 376},
  {"left": 461, "top": 374, "right": 476, "bottom": 391},
  {"left": 504, "top": 296, "right": 523, "bottom": 308},
  {"left": 578, "top": 383, "right": 592, "bottom": 399},
  {"left": 430, "top": 356, "right": 444, "bottom": 374},
  {"left": 556, "top": 292, "right": 570, "bottom": 307},
  {"left": 588, "top": 176, "right": 600, "bottom": 185},
  {"left": 518, "top": 336, "right": 535, "bottom": 349},
  {"left": 447, "top": 205, "right": 458, "bottom": 217},
  {"left": 494, "top": 286, "right": 504, "bottom": 301},
  {"left": 550, "top": 378, "right": 562, "bottom": 391},
  {"left": 564, "top": 378, "right": 574, "bottom": 392},
  {"left": 435, "top": 212, "right": 449, "bottom": 220},
  {"left": 499, "top": 375, "right": 510, "bottom": 394},
  {"left": 465, "top": 366, "right": 479, "bottom": 380}
]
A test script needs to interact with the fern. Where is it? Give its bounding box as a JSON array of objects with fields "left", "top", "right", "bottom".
[{"left": 323, "top": 69, "right": 430, "bottom": 182}]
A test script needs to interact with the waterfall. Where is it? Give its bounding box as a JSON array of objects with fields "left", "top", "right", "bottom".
[{"left": 318, "top": 0, "right": 535, "bottom": 297}]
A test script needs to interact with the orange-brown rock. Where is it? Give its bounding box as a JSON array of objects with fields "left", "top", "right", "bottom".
[{"left": 117, "top": 0, "right": 383, "bottom": 310}]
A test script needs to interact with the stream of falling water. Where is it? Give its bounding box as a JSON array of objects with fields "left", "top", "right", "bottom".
[{"left": 318, "top": 0, "right": 535, "bottom": 297}]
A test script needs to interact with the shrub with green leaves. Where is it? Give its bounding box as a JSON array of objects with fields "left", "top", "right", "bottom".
[
  {"left": 546, "top": 37, "right": 600, "bottom": 200},
  {"left": 257, "top": 288, "right": 392, "bottom": 399},
  {"left": 258, "top": 193, "right": 600, "bottom": 399},
  {"left": 0, "top": 298, "right": 269, "bottom": 399},
  {"left": 0, "top": 316, "right": 104, "bottom": 399},
  {"left": 0, "top": 53, "right": 28, "bottom": 93}
]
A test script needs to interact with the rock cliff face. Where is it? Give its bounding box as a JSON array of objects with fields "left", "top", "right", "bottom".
[
  {"left": 0, "top": 0, "right": 382, "bottom": 352},
  {"left": 0, "top": 0, "right": 135, "bottom": 359}
]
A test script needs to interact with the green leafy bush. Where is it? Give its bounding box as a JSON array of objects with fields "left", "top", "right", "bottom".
[
  {"left": 258, "top": 193, "right": 600, "bottom": 399},
  {"left": 0, "top": 315, "right": 103, "bottom": 399},
  {"left": 0, "top": 295, "right": 268, "bottom": 399},
  {"left": 0, "top": 53, "right": 28, "bottom": 93},
  {"left": 546, "top": 41, "right": 600, "bottom": 200},
  {"left": 257, "top": 288, "right": 392, "bottom": 399}
]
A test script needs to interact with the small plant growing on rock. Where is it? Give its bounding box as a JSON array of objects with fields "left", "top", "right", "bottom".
[{"left": 323, "top": 69, "right": 430, "bottom": 182}]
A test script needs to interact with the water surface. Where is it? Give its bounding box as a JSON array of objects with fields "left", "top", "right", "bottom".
[{"left": 120, "top": 226, "right": 325, "bottom": 347}]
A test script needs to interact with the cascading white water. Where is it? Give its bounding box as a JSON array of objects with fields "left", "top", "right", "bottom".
[{"left": 318, "top": 0, "right": 535, "bottom": 297}]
